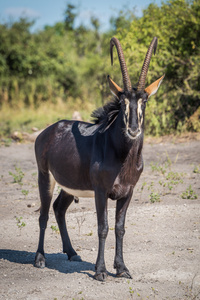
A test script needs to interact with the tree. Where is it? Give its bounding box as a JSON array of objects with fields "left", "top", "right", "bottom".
[
  {"left": 64, "top": 4, "right": 77, "bottom": 31},
  {"left": 117, "top": 0, "right": 200, "bottom": 135}
]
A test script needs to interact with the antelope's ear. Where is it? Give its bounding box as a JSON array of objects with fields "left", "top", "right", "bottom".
[
  {"left": 107, "top": 75, "right": 123, "bottom": 99},
  {"left": 145, "top": 75, "right": 165, "bottom": 98}
]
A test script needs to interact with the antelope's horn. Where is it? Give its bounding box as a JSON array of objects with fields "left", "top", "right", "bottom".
[
  {"left": 137, "top": 37, "right": 158, "bottom": 91},
  {"left": 110, "top": 37, "right": 132, "bottom": 92}
]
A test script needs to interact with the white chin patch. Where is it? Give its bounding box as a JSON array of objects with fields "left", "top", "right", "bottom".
[{"left": 127, "top": 129, "right": 141, "bottom": 140}]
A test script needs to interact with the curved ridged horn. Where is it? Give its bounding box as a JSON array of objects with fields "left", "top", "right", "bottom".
[
  {"left": 110, "top": 37, "right": 132, "bottom": 92},
  {"left": 137, "top": 37, "right": 158, "bottom": 91}
]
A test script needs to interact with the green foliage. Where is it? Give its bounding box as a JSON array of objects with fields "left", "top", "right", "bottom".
[
  {"left": 127, "top": 280, "right": 142, "bottom": 298},
  {"left": 147, "top": 181, "right": 161, "bottom": 203},
  {"left": 181, "top": 185, "right": 198, "bottom": 199},
  {"left": 64, "top": 4, "right": 77, "bottom": 31},
  {"left": 166, "top": 171, "right": 185, "bottom": 181},
  {"left": 51, "top": 225, "right": 60, "bottom": 234},
  {"left": 118, "top": 0, "right": 200, "bottom": 135},
  {"left": 141, "top": 152, "right": 198, "bottom": 203},
  {"left": 9, "top": 166, "right": 24, "bottom": 185},
  {"left": 86, "top": 231, "right": 93, "bottom": 236},
  {"left": 149, "top": 192, "right": 161, "bottom": 203},
  {"left": 129, "top": 286, "right": 134, "bottom": 296},
  {"left": 16, "top": 216, "right": 26, "bottom": 229},
  {"left": 193, "top": 165, "right": 200, "bottom": 173},
  {"left": 150, "top": 155, "right": 185, "bottom": 195},
  {"left": 0, "top": 0, "right": 199, "bottom": 137},
  {"left": 150, "top": 162, "right": 167, "bottom": 175},
  {"left": 21, "top": 189, "right": 29, "bottom": 198},
  {"left": 159, "top": 173, "right": 184, "bottom": 193}
]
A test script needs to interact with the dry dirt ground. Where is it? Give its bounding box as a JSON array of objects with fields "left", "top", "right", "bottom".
[{"left": 0, "top": 138, "right": 200, "bottom": 300}]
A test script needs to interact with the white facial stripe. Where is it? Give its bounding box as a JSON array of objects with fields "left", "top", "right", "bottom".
[
  {"left": 124, "top": 98, "right": 143, "bottom": 139},
  {"left": 137, "top": 98, "right": 143, "bottom": 129},
  {"left": 124, "top": 98, "right": 130, "bottom": 128}
]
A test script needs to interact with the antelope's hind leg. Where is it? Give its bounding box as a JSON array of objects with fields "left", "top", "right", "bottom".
[
  {"left": 53, "top": 190, "right": 82, "bottom": 262},
  {"left": 35, "top": 171, "right": 55, "bottom": 268}
]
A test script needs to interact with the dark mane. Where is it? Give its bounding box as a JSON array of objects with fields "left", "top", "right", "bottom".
[{"left": 91, "top": 98, "right": 121, "bottom": 132}]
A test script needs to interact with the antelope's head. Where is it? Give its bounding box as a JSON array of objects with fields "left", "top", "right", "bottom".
[{"left": 108, "top": 37, "right": 164, "bottom": 139}]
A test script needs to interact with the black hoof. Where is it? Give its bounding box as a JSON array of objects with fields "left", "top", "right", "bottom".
[
  {"left": 74, "top": 196, "right": 79, "bottom": 203},
  {"left": 116, "top": 271, "right": 132, "bottom": 279},
  {"left": 69, "top": 255, "right": 82, "bottom": 262},
  {"left": 94, "top": 271, "right": 108, "bottom": 282},
  {"left": 34, "top": 252, "right": 45, "bottom": 268}
]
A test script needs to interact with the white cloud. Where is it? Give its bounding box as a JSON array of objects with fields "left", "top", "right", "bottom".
[{"left": 4, "top": 7, "right": 40, "bottom": 19}]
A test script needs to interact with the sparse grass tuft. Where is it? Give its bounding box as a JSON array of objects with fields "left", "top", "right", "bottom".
[
  {"left": 181, "top": 185, "right": 198, "bottom": 200},
  {"left": 193, "top": 165, "right": 200, "bottom": 174},
  {"left": 51, "top": 225, "right": 60, "bottom": 234},
  {"left": 9, "top": 165, "right": 24, "bottom": 185},
  {"left": 21, "top": 189, "right": 29, "bottom": 198},
  {"left": 86, "top": 231, "right": 93, "bottom": 236},
  {"left": 149, "top": 192, "right": 161, "bottom": 203},
  {"left": 16, "top": 216, "right": 26, "bottom": 229}
]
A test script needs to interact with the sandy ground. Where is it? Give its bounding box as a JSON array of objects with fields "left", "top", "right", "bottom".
[{"left": 0, "top": 139, "right": 200, "bottom": 300}]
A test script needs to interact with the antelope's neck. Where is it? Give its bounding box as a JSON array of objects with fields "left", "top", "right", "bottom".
[{"left": 119, "top": 135, "right": 144, "bottom": 186}]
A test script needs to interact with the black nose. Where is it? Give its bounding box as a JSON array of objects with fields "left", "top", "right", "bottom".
[
  {"left": 131, "top": 125, "right": 138, "bottom": 132},
  {"left": 128, "top": 128, "right": 140, "bottom": 138}
]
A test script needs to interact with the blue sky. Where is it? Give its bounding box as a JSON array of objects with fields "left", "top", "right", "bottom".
[{"left": 0, "top": 0, "right": 162, "bottom": 32}]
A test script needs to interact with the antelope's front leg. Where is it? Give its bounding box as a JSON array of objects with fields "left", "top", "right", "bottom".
[
  {"left": 94, "top": 191, "right": 109, "bottom": 281},
  {"left": 114, "top": 191, "right": 133, "bottom": 278}
]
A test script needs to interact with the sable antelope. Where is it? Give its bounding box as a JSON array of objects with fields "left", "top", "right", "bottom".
[{"left": 34, "top": 36, "right": 164, "bottom": 281}]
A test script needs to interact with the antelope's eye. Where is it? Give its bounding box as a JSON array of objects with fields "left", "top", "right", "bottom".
[{"left": 143, "top": 95, "right": 148, "bottom": 104}]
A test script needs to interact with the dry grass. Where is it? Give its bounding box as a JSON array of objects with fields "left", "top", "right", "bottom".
[{"left": 0, "top": 99, "right": 95, "bottom": 138}]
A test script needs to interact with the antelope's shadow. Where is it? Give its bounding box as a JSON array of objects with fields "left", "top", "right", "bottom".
[{"left": 0, "top": 249, "right": 97, "bottom": 278}]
